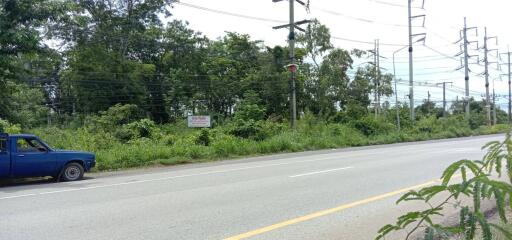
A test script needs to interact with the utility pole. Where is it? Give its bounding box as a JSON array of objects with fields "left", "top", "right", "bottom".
[
  {"left": 407, "top": 0, "right": 414, "bottom": 121},
  {"left": 463, "top": 18, "right": 470, "bottom": 119},
  {"left": 372, "top": 39, "right": 383, "bottom": 116},
  {"left": 370, "top": 39, "right": 386, "bottom": 117},
  {"left": 500, "top": 48, "right": 512, "bottom": 123},
  {"left": 374, "top": 40, "right": 378, "bottom": 117},
  {"left": 492, "top": 78, "right": 497, "bottom": 125},
  {"left": 483, "top": 28, "right": 491, "bottom": 126},
  {"left": 456, "top": 18, "right": 478, "bottom": 119},
  {"left": 377, "top": 39, "right": 381, "bottom": 116},
  {"left": 289, "top": 0, "right": 296, "bottom": 129},
  {"left": 436, "top": 82, "right": 453, "bottom": 117},
  {"left": 482, "top": 27, "right": 498, "bottom": 126},
  {"left": 272, "top": 0, "right": 310, "bottom": 129},
  {"left": 509, "top": 50, "right": 512, "bottom": 124},
  {"left": 407, "top": 0, "right": 426, "bottom": 121},
  {"left": 427, "top": 91, "right": 431, "bottom": 115}
]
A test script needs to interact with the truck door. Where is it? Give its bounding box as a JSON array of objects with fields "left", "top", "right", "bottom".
[
  {"left": 0, "top": 136, "right": 9, "bottom": 177},
  {"left": 12, "top": 137, "right": 56, "bottom": 177}
]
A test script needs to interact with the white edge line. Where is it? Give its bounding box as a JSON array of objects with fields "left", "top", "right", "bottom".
[
  {"left": 0, "top": 156, "right": 344, "bottom": 201},
  {"left": 289, "top": 167, "right": 354, "bottom": 178}
]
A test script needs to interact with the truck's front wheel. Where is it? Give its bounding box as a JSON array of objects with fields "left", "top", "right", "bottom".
[{"left": 61, "top": 163, "right": 84, "bottom": 182}]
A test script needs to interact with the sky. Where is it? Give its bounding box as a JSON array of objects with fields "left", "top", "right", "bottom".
[{"left": 168, "top": 0, "right": 512, "bottom": 110}]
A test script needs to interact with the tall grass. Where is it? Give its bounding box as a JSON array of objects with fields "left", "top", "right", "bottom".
[{"left": 30, "top": 118, "right": 511, "bottom": 171}]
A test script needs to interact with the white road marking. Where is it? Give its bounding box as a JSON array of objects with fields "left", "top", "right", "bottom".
[
  {"left": 289, "top": 167, "right": 353, "bottom": 178},
  {"left": 0, "top": 157, "right": 347, "bottom": 200}
]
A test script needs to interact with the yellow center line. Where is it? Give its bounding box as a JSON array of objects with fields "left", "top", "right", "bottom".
[{"left": 224, "top": 175, "right": 460, "bottom": 240}]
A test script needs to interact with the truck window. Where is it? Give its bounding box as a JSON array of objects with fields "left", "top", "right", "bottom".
[
  {"left": 0, "top": 138, "right": 6, "bottom": 153},
  {"left": 16, "top": 138, "right": 47, "bottom": 153}
]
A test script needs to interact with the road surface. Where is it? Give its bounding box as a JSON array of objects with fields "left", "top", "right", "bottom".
[{"left": 0, "top": 135, "right": 503, "bottom": 240}]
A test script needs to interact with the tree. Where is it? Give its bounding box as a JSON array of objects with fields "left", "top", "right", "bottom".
[
  {"left": 315, "top": 48, "right": 353, "bottom": 115},
  {"left": 203, "top": 33, "right": 261, "bottom": 119},
  {"left": 296, "top": 19, "right": 333, "bottom": 68},
  {"left": 56, "top": 0, "right": 177, "bottom": 118},
  {"left": 241, "top": 46, "right": 290, "bottom": 119},
  {"left": 0, "top": 0, "right": 64, "bottom": 123}
]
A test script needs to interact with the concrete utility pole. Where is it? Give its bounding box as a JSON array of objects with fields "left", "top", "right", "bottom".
[
  {"left": 407, "top": 0, "right": 414, "bottom": 121},
  {"left": 462, "top": 18, "right": 478, "bottom": 119},
  {"left": 377, "top": 39, "right": 381, "bottom": 116},
  {"left": 463, "top": 18, "right": 470, "bottom": 119},
  {"left": 374, "top": 40, "right": 378, "bottom": 117},
  {"left": 372, "top": 39, "right": 383, "bottom": 117},
  {"left": 509, "top": 51, "right": 512, "bottom": 124},
  {"left": 272, "top": 0, "right": 310, "bottom": 129},
  {"left": 407, "top": 0, "right": 426, "bottom": 121},
  {"left": 436, "top": 82, "right": 453, "bottom": 117},
  {"left": 289, "top": 0, "right": 296, "bottom": 129},
  {"left": 457, "top": 17, "right": 478, "bottom": 119},
  {"left": 483, "top": 28, "right": 491, "bottom": 126},
  {"left": 508, "top": 51, "right": 512, "bottom": 124},
  {"left": 492, "top": 78, "right": 497, "bottom": 125},
  {"left": 500, "top": 49, "right": 512, "bottom": 123},
  {"left": 482, "top": 27, "right": 498, "bottom": 126},
  {"left": 509, "top": 50, "right": 512, "bottom": 124}
]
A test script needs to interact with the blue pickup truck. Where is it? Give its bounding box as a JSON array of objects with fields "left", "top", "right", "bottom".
[{"left": 0, "top": 133, "right": 96, "bottom": 181}]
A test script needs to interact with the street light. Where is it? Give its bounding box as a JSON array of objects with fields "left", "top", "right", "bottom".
[{"left": 393, "top": 45, "right": 409, "bottom": 132}]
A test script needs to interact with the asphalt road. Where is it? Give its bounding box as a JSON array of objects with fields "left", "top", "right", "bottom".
[{"left": 0, "top": 135, "right": 504, "bottom": 240}]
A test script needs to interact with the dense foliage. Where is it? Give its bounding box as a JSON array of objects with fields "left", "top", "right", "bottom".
[{"left": 1, "top": 0, "right": 398, "bottom": 125}]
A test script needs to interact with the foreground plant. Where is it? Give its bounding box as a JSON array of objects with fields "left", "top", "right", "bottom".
[{"left": 376, "top": 133, "right": 512, "bottom": 240}]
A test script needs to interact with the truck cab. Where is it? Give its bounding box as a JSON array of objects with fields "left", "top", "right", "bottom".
[{"left": 0, "top": 133, "right": 96, "bottom": 181}]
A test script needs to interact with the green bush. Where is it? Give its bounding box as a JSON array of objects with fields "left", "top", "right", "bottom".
[
  {"left": 86, "top": 104, "right": 144, "bottom": 130},
  {"left": 227, "top": 119, "right": 284, "bottom": 141},
  {"left": 414, "top": 116, "right": 436, "bottom": 133},
  {"left": 126, "top": 119, "right": 157, "bottom": 138},
  {"left": 351, "top": 116, "right": 395, "bottom": 136},
  {"left": 234, "top": 90, "right": 266, "bottom": 122},
  {"left": 113, "top": 119, "right": 157, "bottom": 142},
  {"left": 0, "top": 118, "right": 21, "bottom": 134},
  {"left": 195, "top": 129, "right": 211, "bottom": 146}
]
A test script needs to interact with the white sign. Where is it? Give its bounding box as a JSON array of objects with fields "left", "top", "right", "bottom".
[{"left": 187, "top": 115, "right": 211, "bottom": 128}]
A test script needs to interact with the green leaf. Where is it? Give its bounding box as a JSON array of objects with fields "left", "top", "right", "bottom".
[
  {"left": 375, "top": 224, "right": 399, "bottom": 240},
  {"left": 475, "top": 212, "right": 492, "bottom": 240},
  {"left": 490, "top": 223, "right": 512, "bottom": 239},
  {"left": 424, "top": 227, "right": 434, "bottom": 240},
  {"left": 473, "top": 181, "right": 481, "bottom": 213},
  {"left": 494, "top": 189, "right": 508, "bottom": 223},
  {"left": 461, "top": 166, "right": 467, "bottom": 182},
  {"left": 396, "top": 190, "right": 422, "bottom": 204},
  {"left": 441, "top": 160, "right": 479, "bottom": 186},
  {"left": 482, "top": 141, "right": 500, "bottom": 150},
  {"left": 418, "top": 185, "right": 447, "bottom": 201}
]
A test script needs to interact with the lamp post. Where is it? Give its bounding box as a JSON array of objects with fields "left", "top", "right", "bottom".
[{"left": 393, "top": 45, "right": 409, "bottom": 131}]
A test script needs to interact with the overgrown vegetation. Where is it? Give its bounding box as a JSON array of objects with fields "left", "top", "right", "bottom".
[
  {"left": 0, "top": 104, "right": 507, "bottom": 171},
  {"left": 376, "top": 133, "right": 512, "bottom": 240}
]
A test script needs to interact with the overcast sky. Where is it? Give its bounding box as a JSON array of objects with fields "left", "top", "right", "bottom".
[{"left": 169, "top": 0, "right": 512, "bottom": 109}]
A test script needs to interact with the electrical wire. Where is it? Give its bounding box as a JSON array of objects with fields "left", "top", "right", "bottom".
[{"left": 175, "top": 2, "right": 287, "bottom": 24}]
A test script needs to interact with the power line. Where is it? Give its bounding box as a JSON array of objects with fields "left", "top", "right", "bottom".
[
  {"left": 175, "top": 2, "right": 286, "bottom": 24},
  {"left": 331, "top": 36, "right": 406, "bottom": 47}
]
